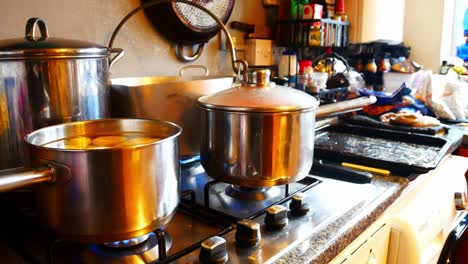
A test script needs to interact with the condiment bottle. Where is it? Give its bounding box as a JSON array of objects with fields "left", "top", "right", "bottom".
[{"left": 334, "top": 0, "right": 347, "bottom": 21}]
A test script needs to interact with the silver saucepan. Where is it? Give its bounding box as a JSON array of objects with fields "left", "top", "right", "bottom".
[
  {"left": 198, "top": 69, "right": 319, "bottom": 187},
  {"left": 0, "top": 119, "right": 181, "bottom": 243}
]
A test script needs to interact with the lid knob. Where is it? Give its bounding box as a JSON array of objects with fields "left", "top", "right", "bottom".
[
  {"left": 246, "top": 69, "right": 271, "bottom": 87},
  {"left": 25, "top": 18, "right": 49, "bottom": 42}
]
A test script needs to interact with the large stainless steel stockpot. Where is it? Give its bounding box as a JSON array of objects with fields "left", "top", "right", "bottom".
[
  {"left": 111, "top": 73, "right": 234, "bottom": 158},
  {"left": 198, "top": 70, "right": 319, "bottom": 187},
  {"left": 0, "top": 119, "right": 180, "bottom": 243},
  {"left": 0, "top": 18, "right": 124, "bottom": 170}
]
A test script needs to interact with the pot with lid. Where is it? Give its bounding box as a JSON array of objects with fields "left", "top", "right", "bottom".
[
  {"left": 198, "top": 69, "right": 319, "bottom": 187},
  {"left": 0, "top": 17, "right": 123, "bottom": 170}
]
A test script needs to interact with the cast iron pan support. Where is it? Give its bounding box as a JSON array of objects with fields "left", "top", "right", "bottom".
[{"left": 108, "top": 0, "right": 248, "bottom": 79}]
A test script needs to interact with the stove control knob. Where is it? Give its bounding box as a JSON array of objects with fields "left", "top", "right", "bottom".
[
  {"left": 199, "top": 236, "right": 228, "bottom": 264},
  {"left": 265, "top": 204, "right": 289, "bottom": 231},
  {"left": 235, "top": 219, "right": 261, "bottom": 248},
  {"left": 455, "top": 192, "right": 468, "bottom": 210},
  {"left": 289, "top": 193, "right": 310, "bottom": 217}
]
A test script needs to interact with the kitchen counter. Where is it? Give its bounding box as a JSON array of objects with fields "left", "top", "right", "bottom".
[
  {"left": 274, "top": 174, "right": 408, "bottom": 264},
  {"left": 275, "top": 155, "right": 468, "bottom": 264},
  {"left": 0, "top": 155, "right": 465, "bottom": 264}
]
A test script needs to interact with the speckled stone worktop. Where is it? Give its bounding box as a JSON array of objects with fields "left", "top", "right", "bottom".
[{"left": 275, "top": 175, "right": 409, "bottom": 264}]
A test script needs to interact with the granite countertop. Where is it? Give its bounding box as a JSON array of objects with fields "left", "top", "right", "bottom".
[
  {"left": 275, "top": 174, "right": 409, "bottom": 264},
  {"left": 271, "top": 125, "right": 466, "bottom": 264}
]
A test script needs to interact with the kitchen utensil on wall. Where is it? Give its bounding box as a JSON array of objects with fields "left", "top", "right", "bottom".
[
  {"left": 141, "top": 0, "right": 235, "bottom": 62},
  {"left": 198, "top": 69, "right": 319, "bottom": 187},
  {"left": 109, "top": 0, "right": 246, "bottom": 79},
  {"left": 0, "top": 18, "right": 124, "bottom": 170},
  {"left": 0, "top": 119, "right": 181, "bottom": 243}
]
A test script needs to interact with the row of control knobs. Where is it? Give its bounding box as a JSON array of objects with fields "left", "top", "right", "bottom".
[{"left": 199, "top": 193, "right": 310, "bottom": 264}]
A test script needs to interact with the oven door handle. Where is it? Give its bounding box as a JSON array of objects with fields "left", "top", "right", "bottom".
[{"left": 437, "top": 211, "right": 468, "bottom": 264}]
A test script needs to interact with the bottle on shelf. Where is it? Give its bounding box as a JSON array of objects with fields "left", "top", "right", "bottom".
[
  {"left": 334, "top": 0, "right": 347, "bottom": 21},
  {"left": 278, "top": 51, "right": 299, "bottom": 87},
  {"left": 439, "top": 60, "right": 450, "bottom": 75},
  {"left": 364, "top": 57, "right": 377, "bottom": 90}
]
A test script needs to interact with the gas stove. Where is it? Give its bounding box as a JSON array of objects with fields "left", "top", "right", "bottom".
[{"left": 0, "top": 161, "right": 394, "bottom": 264}]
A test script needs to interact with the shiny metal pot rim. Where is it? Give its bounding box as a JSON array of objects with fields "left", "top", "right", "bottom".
[
  {"left": 197, "top": 104, "right": 318, "bottom": 114},
  {"left": 26, "top": 118, "right": 182, "bottom": 152}
]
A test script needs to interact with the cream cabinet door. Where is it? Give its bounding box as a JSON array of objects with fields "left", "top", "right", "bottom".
[{"left": 342, "top": 224, "right": 391, "bottom": 264}]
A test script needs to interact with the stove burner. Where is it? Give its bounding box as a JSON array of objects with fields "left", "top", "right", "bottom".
[
  {"left": 225, "top": 185, "right": 281, "bottom": 201},
  {"left": 103, "top": 233, "right": 151, "bottom": 248},
  {"left": 50, "top": 231, "right": 173, "bottom": 263},
  {"left": 180, "top": 155, "right": 201, "bottom": 167}
]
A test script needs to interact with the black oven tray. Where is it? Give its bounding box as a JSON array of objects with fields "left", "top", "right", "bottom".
[{"left": 313, "top": 124, "right": 452, "bottom": 175}]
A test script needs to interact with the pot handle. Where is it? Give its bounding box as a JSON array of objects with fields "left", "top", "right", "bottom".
[
  {"left": 176, "top": 43, "right": 205, "bottom": 62},
  {"left": 109, "top": 48, "right": 125, "bottom": 68},
  {"left": 179, "top": 64, "right": 210, "bottom": 77},
  {"left": 0, "top": 165, "right": 54, "bottom": 192},
  {"left": 25, "top": 17, "right": 49, "bottom": 42}
]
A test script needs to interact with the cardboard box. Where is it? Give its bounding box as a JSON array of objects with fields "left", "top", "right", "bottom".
[{"left": 245, "top": 39, "right": 273, "bottom": 66}]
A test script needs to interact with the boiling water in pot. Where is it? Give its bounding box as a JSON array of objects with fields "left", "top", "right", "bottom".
[{"left": 42, "top": 133, "right": 162, "bottom": 149}]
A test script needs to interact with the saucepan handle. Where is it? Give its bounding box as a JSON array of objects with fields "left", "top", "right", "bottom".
[
  {"left": 179, "top": 64, "right": 210, "bottom": 77},
  {"left": 109, "top": 48, "right": 125, "bottom": 69},
  {"left": 0, "top": 165, "right": 54, "bottom": 192},
  {"left": 312, "top": 159, "right": 372, "bottom": 184},
  {"left": 25, "top": 17, "right": 49, "bottom": 42},
  {"left": 176, "top": 43, "right": 205, "bottom": 62}
]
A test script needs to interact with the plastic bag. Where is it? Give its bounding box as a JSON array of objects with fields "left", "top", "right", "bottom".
[{"left": 415, "top": 70, "right": 468, "bottom": 120}]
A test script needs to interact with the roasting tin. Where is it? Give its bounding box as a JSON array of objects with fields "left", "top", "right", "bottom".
[{"left": 314, "top": 124, "right": 453, "bottom": 175}]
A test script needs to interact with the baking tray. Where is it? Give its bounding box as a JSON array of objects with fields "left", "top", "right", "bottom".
[{"left": 314, "top": 124, "right": 452, "bottom": 175}]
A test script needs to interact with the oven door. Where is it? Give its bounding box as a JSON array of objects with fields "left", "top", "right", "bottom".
[{"left": 437, "top": 211, "right": 468, "bottom": 264}]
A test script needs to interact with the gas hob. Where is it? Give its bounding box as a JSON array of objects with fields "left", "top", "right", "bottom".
[{"left": 0, "top": 162, "right": 396, "bottom": 264}]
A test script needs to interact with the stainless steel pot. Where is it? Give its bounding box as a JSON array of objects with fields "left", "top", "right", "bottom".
[
  {"left": 198, "top": 69, "right": 319, "bottom": 187},
  {"left": 0, "top": 119, "right": 180, "bottom": 243},
  {"left": 0, "top": 18, "right": 124, "bottom": 170},
  {"left": 111, "top": 71, "right": 234, "bottom": 158}
]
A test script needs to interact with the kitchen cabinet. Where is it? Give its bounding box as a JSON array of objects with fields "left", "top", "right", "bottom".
[
  {"left": 329, "top": 219, "right": 390, "bottom": 264},
  {"left": 330, "top": 155, "right": 468, "bottom": 264},
  {"left": 342, "top": 224, "right": 390, "bottom": 264}
]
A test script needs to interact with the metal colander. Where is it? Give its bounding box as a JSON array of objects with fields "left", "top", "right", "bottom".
[{"left": 173, "top": 0, "right": 233, "bottom": 31}]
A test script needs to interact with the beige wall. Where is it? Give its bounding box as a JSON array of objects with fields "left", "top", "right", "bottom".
[
  {"left": 346, "top": 0, "right": 405, "bottom": 43},
  {"left": 0, "top": 0, "right": 266, "bottom": 77},
  {"left": 403, "top": 0, "right": 454, "bottom": 72},
  {"left": 346, "top": 0, "right": 454, "bottom": 72}
]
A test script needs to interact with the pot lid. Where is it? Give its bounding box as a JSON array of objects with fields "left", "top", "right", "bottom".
[
  {"left": 0, "top": 18, "right": 110, "bottom": 60},
  {"left": 198, "top": 69, "right": 319, "bottom": 113}
]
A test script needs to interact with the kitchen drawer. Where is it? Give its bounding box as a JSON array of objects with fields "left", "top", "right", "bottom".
[{"left": 341, "top": 223, "right": 390, "bottom": 264}]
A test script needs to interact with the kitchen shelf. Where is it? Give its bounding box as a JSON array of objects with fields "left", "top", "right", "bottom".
[{"left": 277, "top": 18, "right": 349, "bottom": 48}]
